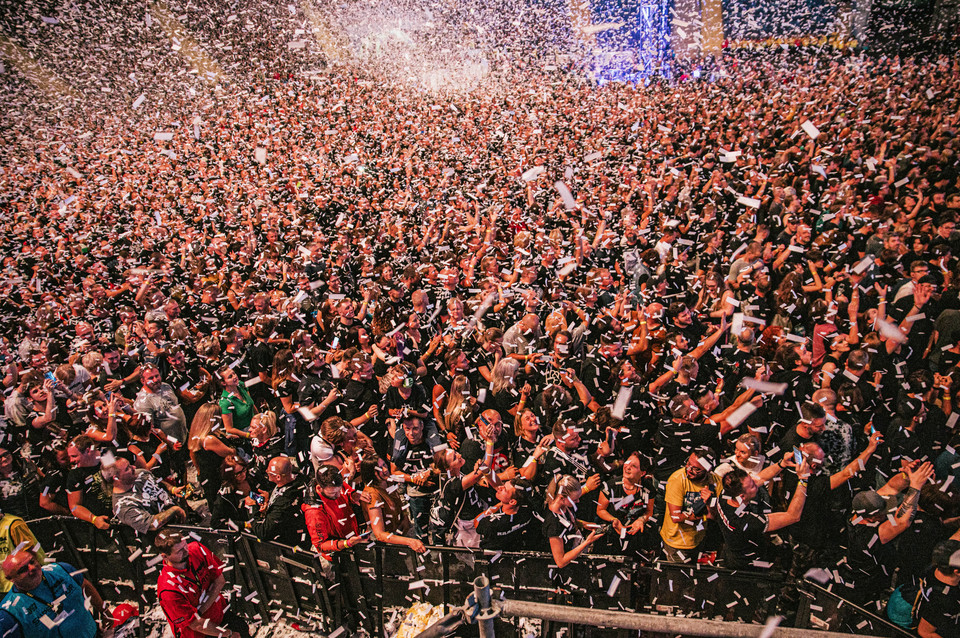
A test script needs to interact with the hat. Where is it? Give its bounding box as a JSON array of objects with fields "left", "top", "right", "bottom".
[
  {"left": 113, "top": 603, "right": 139, "bottom": 627},
  {"left": 931, "top": 540, "right": 960, "bottom": 570},
  {"left": 851, "top": 490, "right": 889, "bottom": 517}
]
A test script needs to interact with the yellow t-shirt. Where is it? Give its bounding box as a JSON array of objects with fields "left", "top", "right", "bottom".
[
  {"left": 659, "top": 468, "right": 722, "bottom": 551},
  {"left": 0, "top": 515, "right": 46, "bottom": 593}
]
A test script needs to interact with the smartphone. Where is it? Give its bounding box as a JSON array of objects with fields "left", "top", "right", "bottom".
[
  {"left": 595, "top": 523, "right": 613, "bottom": 536},
  {"left": 793, "top": 447, "right": 803, "bottom": 466},
  {"left": 249, "top": 492, "right": 265, "bottom": 505},
  {"left": 44, "top": 371, "right": 57, "bottom": 383},
  {"left": 869, "top": 423, "right": 877, "bottom": 436}
]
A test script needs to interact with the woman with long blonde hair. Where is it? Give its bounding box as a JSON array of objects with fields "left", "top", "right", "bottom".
[
  {"left": 442, "top": 375, "right": 476, "bottom": 446},
  {"left": 187, "top": 402, "right": 234, "bottom": 524}
]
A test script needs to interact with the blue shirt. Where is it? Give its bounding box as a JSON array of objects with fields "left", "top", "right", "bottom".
[{"left": 0, "top": 563, "right": 95, "bottom": 638}]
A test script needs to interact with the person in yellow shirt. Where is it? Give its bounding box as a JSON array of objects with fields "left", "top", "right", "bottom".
[
  {"left": 660, "top": 448, "right": 722, "bottom": 562},
  {"left": 0, "top": 512, "right": 45, "bottom": 592}
]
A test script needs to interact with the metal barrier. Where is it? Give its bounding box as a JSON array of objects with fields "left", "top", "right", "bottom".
[
  {"left": 25, "top": 518, "right": 339, "bottom": 636},
  {"left": 796, "top": 581, "right": 916, "bottom": 638},
  {"left": 24, "top": 517, "right": 904, "bottom": 638}
]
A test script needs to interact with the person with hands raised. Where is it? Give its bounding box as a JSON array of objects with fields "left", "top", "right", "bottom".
[
  {"left": 712, "top": 456, "right": 812, "bottom": 569},
  {"left": 432, "top": 449, "right": 493, "bottom": 547},
  {"left": 841, "top": 459, "right": 936, "bottom": 605},
  {"left": 459, "top": 410, "right": 515, "bottom": 485}
]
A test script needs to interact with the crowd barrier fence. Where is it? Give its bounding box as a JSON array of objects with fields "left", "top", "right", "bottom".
[{"left": 24, "top": 517, "right": 916, "bottom": 638}]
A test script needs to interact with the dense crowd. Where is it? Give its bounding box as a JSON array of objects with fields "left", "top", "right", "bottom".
[{"left": 1, "top": 3, "right": 960, "bottom": 632}]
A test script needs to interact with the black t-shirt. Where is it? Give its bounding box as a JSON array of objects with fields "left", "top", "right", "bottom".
[
  {"left": 433, "top": 475, "right": 496, "bottom": 529},
  {"left": 841, "top": 520, "right": 898, "bottom": 597},
  {"left": 460, "top": 432, "right": 514, "bottom": 475},
  {"left": 778, "top": 428, "right": 818, "bottom": 459},
  {"left": 39, "top": 466, "right": 70, "bottom": 512},
  {"left": 103, "top": 355, "right": 141, "bottom": 400},
  {"left": 602, "top": 475, "right": 656, "bottom": 525},
  {"left": 541, "top": 509, "right": 584, "bottom": 557},
  {"left": 341, "top": 379, "right": 379, "bottom": 423},
  {"left": 383, "top": 385, "right": 430, "bottom": 418},
  {"left": 478, "top": 505, "right": 540, "bottom": 551},
  {"left": 297, "top": 375, "right": 337, "bottom": 422},
  {"left": 536, "top": 446, "right": 592, "bottom": 489},
  {"left": 787, "top": 472, "right": 837, "bottom": 549},
  {"left": 917, "top": 568, "right": 960, "bottom": 637},
  {"left": 511, "top": 436, "right": 539, "bottom": 469},
  {"left": 65, "top": 464, "right": 113, "bottom": 517},
  {"left": 246, "top": 340, "right": 275, "bottom": 404},
  {"left": 716, "top": 498, "right": 770, "bottom": 569}
]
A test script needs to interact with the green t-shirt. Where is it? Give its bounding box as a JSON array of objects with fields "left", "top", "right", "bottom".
[{"left": 219, "top": 386, "right": 255, "bottom": 432}]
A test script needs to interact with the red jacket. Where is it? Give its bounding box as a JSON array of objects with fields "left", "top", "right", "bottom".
[
  {"left": 157, "top": 542, "right": 225, "bottom": 638},
  {"left": 302, "top": 489, "right": 360, "bottom": 558}
]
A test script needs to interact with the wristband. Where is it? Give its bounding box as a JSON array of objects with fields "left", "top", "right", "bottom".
[{"left": 798, "top": 479, "right": 808, "bottom": 488}]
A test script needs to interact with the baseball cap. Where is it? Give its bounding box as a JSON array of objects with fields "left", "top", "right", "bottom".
[
  {"left": 931, "top": 540, "right": 960, "bottom": 570},
  {"left": 113, "top": 603, "right": 139, "bottom": 627},
  {"left": 851, "top": 490, "right": 889, "bottom": 517}
]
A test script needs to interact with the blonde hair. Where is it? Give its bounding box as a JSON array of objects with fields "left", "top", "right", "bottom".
[
  {"left": 545, "top": 475, "right": 581, "bottom": 509},
  {"left": 491, "top": 358, "right": 519, "bottom": 396},
  {"left": 188, "top": 403, "right": 223, "bottom": 467},
  {"left": 514, "top": 408, "right": 535, "bottom": 437},
  {"left": 252, "top": 410, "right": 278, "bottom": 438},
  {"left": 443, "top": 375, "right": 472, "bottom": 434}
]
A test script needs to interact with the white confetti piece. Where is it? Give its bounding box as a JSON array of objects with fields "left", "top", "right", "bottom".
[
  {"left": 742, "top": 379, "right": 787, "bottom": 395},
  {"left": 521, "top": 166, "right": 545, "bottom": 182},
  {"left": 801, "top": 120, "right": 820, "bottom": 140},
  {"left": 554, "top": 181, "right": 576, "bottom": 210}
]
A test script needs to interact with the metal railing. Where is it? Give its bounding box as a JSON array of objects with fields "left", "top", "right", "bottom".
[{"left": 25, "top": 517, "right": 911, "bottom": 638}]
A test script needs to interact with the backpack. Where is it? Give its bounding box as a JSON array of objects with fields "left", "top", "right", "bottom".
[{"left": 887, "top": 578, "right": 926, "bottom": 630}]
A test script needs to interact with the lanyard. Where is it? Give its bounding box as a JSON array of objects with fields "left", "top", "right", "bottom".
[{"left": 19, "top": 577, "right": 62, "bottom": 613}]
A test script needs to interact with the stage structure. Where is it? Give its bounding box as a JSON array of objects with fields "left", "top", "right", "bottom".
[{"left": 574, "top": 0, "right": 673, "bottom": 83}]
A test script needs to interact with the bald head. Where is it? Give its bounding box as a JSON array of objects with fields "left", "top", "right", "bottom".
[
  {"left": 3, "top": 550, "right": 42, "bottom": 592},
  {"left": 478, "top": 409, "right": 504, "bottom": 442},
  {"left": 267, "top": 456, "right": 294, "bottom": 486},
  {"left": 520, "top": 314, "right": 540, "bottom": 333}
]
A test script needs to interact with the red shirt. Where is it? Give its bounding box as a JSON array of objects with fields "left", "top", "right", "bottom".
[
  {"left": 302, "top": 489, "right": 360, "bottom": 557},
  {"left": 157, "top": 542, "right": 226, "bottom": 638}
]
